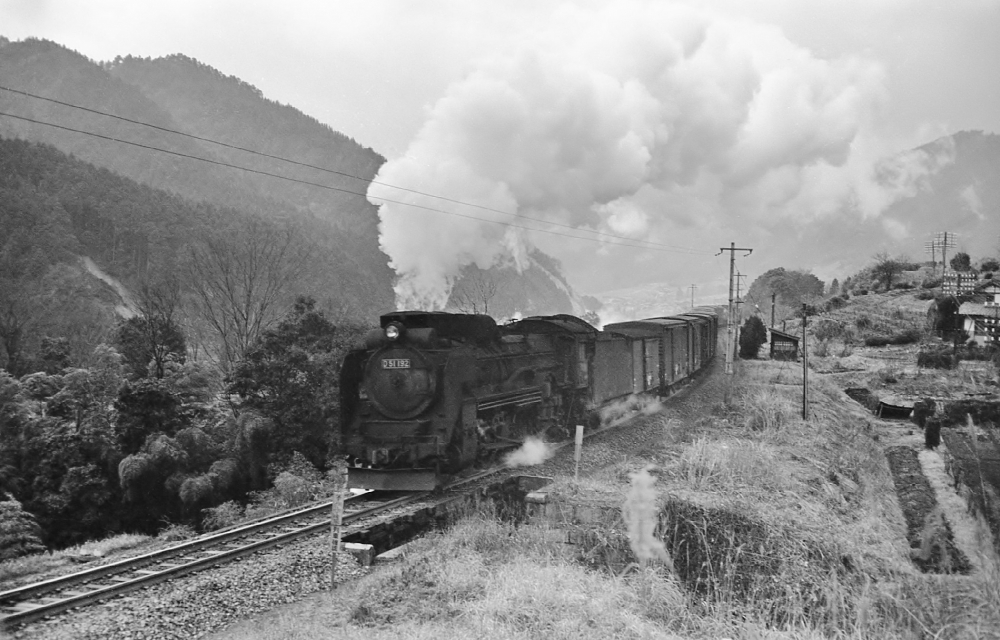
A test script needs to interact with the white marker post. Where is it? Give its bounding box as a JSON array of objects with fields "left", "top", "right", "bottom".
[
  {"left": 574, "top": 425, "right": 584, "bottom": 483},
  {"left": 330, "top": 457, "right": 347, "bottom": 589}
]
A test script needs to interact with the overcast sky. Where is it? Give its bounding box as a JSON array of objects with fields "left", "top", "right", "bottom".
[{"left": 4, "top": 0, "right": 999, "bottom": 301}]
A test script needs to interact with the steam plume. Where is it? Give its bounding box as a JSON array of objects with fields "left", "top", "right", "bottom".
[
  {"left": 504, "top": 436, "right": 554, "bottom": 468},
  {"left": 622, "top": 465, "right": 672, "bottom": 569},
  {"left": 368, "top": 1, "right": 927, "bottom": 308}
]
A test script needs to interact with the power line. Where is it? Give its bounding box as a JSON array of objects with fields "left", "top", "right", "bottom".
[
  {"left": 0, "top": 109, "right": 712, "bottom": 255},
  {"left": 0, "top": 85, "right": 712, "bottom": 256}
]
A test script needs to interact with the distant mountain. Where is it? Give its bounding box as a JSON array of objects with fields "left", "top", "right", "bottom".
[
  {"left": 880, "top": 131, "right": 1000, "bottom": 260},
  {"left": 0, "top": 37, "right": 394, "bottom": 320},
  {"left": 784, "top": 130, "right": 1000, "bottom": 282}
]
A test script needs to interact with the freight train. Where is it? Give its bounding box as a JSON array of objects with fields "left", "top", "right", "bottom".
[{"left": 339, "top": 309, "right": 719, "bottom": 490}]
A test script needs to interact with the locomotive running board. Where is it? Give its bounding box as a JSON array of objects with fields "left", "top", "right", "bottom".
[{"left": 348, "top": 467, "right": 440, "bottom": 491}]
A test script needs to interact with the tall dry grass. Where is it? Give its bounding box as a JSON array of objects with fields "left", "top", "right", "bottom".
[{"left": 215, "top": 356, "right": 1000, "bottom": 640}]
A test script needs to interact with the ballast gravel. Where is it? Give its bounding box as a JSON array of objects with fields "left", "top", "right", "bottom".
[{"left": 8, "top": 539, "right": 366, "bottom": 640}]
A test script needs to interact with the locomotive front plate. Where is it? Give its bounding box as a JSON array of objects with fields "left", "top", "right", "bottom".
[{"left": 382, "top": 358, "right": 411, "bottom": 369}]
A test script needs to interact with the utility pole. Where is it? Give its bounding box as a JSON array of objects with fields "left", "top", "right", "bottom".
[
  {"left": 689, "top": 284, "right": 697, "bottom": 309},
  {"left": 735, "top": 273, "right": 747, "bottom": 318},
  {"left": 936, "top": 231, "right": 956, "bottom": 272},
  {"left": 718, "top": 242, "right": 753, "bottom": 374},
  {"left": 735, "top": 272, "right": 747, "bottom": 349},
  {"left": 924, "top": 240, "right": 938, "bottom": 274},
  {"left": 770, "top": 292, "right": 776, "bottom": 329},
  {"left": 802, "top": 304, "right": 809, "bottom": 420}
]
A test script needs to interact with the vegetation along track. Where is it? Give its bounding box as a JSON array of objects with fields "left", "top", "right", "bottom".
[
  {"left": 1, "top": 414, "right": 656, "bottom": 631},
  {"left": 0, "top": 490, "right": 422, "bottom": 628}
]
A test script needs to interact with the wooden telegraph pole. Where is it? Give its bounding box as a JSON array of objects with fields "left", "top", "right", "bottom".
[
  {"left": 801, "top": 303, "right": 809, "bottom": 420},
  {"left": 936, "top": 231, "right": 956, "bottom": 272},
  {"left": 689, "top": 284, "right": 697, "bottom": 309},
  {"left": 718, "top": 242, "right": 753, "bottom": 374}
]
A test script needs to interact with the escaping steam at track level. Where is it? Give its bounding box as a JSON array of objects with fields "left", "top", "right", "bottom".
[
  {"left": 503, "top": 437, "right": 555, "bottom": 468},
  {"left": 367, "top": 1, "right": 945, "bottom": 309}
]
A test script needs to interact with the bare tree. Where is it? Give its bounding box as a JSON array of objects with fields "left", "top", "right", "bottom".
[
  {"left": 118, "top": 275, "right": 185, "bottom": 378},
  {"left": 449, "top": 269, "right": 503, "bottom": 315},
  {"left": 184, "top": 217, "right": 312, "bottom": 373},
  {"left": 871, "top": 251, "right": 904, "bottom": 291}
]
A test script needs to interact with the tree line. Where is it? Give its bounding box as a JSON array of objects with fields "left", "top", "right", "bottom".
[{"left": 0, "top": 136, "right": 376, "bottom": 554}]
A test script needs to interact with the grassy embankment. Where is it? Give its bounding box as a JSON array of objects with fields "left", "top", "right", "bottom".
[{"left": 213, "top": 358, "right": 1000, "bottom": 640}]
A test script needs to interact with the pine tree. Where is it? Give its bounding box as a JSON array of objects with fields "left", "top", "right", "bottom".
[{"left": 739, "top": 316, "right": 768, "bottom": 359}]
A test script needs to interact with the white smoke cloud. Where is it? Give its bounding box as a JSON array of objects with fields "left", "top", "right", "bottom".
[
  {"left": 368, "top": 1, "right": 932, "bottom": 309},
  {"left": 503, "top": 436, "right": 554, "bottom": 468}
]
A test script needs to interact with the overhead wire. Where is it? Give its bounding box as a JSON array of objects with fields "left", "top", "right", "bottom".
[
  {"left": 1, "top": 109, "right": 705, "bottom": 254},
  {"left": 0, "top": 85, "right": 713, "bottom": 257}
]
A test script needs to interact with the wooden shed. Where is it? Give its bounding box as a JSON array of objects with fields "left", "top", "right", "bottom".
[{"left": 769, "top": 329, "right": 799, "bottom": 361}]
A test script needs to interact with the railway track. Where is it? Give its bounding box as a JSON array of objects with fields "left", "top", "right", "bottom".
[
  {"left": 0, "top": 441, "right": 606, "bottom": 630},
  {"left": 0, "top": 490, "right": 422, "bottom": 629}
]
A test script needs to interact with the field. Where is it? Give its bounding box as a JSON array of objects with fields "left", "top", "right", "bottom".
[{"left": 210, "top": 353, "right": 1000, "bottom": 640}]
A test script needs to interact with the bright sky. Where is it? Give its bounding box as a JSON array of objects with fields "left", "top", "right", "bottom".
[
  {"left": 5, "top": 0, "right": 998, "bottom": 157},
  {"left": 4, "top": 0, "right": 1000, "bottom": 300}
]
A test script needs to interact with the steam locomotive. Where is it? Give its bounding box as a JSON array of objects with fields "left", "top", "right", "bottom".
[{"left": 339, "top": 309, "right": 719, "bottom": 490}]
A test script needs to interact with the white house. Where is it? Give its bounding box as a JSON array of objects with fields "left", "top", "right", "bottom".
[{"left": 959, "top": 282, "right": 1000, "bottom": 345}]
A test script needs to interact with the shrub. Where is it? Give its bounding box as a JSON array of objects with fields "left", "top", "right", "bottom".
[
  {"left": 202, "top": 500, "right": 245, "bottom": 530},
  {"left": 0, "top": 494, "right": 46, "bottom": 561},
  {"left": 878, "top": 367, "right": 901, "bottom": 384},
  {"left": 917, "top": 349, "right": 955, "bottom": 369},
  {"left": 837, "top": 343, "right": 854, "bottom": 357},
  {"left": 891, "top": 328, "right": 922, "bottom": 345},
  {"left": 273, "top": 471, "right": 311, "bottom": 507},
  {"left": 813, "top": 318, "right": 845, "bottom": 341},
  {"left": 893, "top": 282, "right": 915, "bottom": 290},
  {"left": 158, "top": 523, "right": 195, "bottom": 541},
  {"left": 813, "top": 340, "right": 829, "bottom": 357},
  {"left": 739, "top": 388, "right": 795, "bottom": 432},
  {"left": 955, "top": 344, "right": 1000, "bottom": 362},
  {"left": 921, "top": 277, "right": 943, "bottom": 289},
  {"left": 855, "top": 315, "right": 873, "bottom": 331},
  {"left": 856, "top": 289, "right": 869, "bottom": 296},
  {"left": 865, "top": 335, "right": 890, "bottom": 347},
  {"left": 915, "top": 290, "right": 935, "bottom": 300},
  {"left": 823, "top": 296, "right": 847, "bottom": 312}
]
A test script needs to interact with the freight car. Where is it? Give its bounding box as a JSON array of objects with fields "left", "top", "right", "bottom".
[{"left": 339, "top": 309, "right": 718, "bottom": 490}]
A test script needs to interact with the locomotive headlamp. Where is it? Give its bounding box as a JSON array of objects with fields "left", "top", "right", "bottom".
[{"left": 385, "top": 323, "right": 403, "bottom": 341}]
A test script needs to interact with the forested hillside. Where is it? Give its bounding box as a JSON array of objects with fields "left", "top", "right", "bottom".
[
  {"left": 0, "top": 136, "right": 375, "bottom": 371},
  {"left": 0, "top": 37, "right": 395, "bottom": 319}
]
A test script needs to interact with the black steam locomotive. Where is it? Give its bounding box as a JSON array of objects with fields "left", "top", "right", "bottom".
[{"left": 339, "top": 309, "right": 719, "bottom": 490}]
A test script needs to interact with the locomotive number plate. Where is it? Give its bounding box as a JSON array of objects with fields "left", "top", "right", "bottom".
[{"left": 382, "top": 358, "right": 411, "bottom": 369}]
